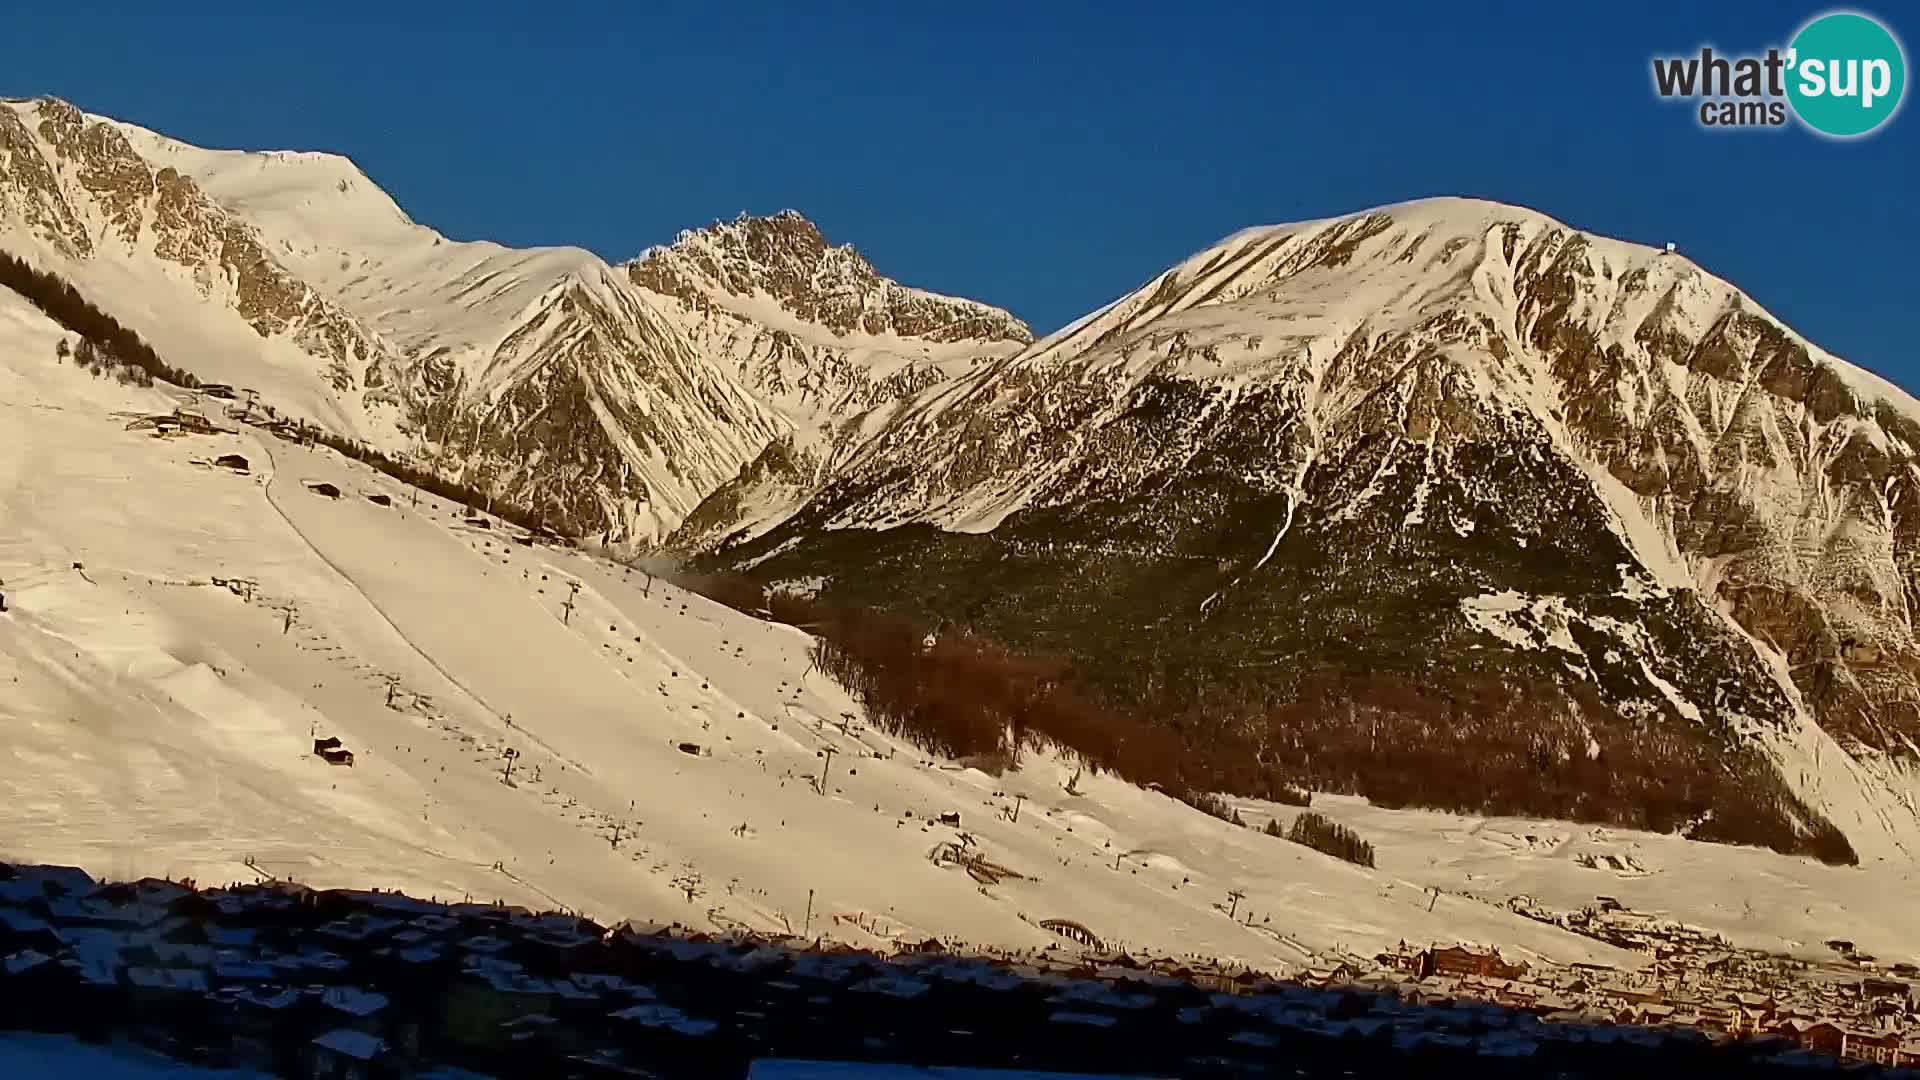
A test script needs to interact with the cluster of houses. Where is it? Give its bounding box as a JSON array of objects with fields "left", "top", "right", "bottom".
[
  {"left": 2, "top": 861, "right": 1916, "bottom": 1079},
  {"left": 117, "top": 406, "right": 233, "bottom": 438},
  {"left": 1331, "top": 898, "right": 1920, "bottom": 1069}
]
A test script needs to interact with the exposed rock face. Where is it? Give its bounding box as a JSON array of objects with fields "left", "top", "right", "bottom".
[
  {"left": 702, "top": 198, "right": 1920, "bottom": 861},
  {"left": 0, "top": 105, "right": 93, "bottom": 258},
  {"left": 631, "top": 211, "right": 1031, "bottom": 345},
  {"left": 664, "top": 433, "right": 815, "bottom": 556}
]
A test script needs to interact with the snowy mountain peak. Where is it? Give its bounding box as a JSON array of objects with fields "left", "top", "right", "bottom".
[
  {"left": 117, "top": 126, "right": 422, "bottom": 252},
  {"left": 629, "top": 210, "right": 1037, "bottom": 553},
  {"left": 629, "top": 209, "right": 1032, "bottom": 346},
  {"left": 1018, "top": 194, "right": 1916, "bottom": 441}
]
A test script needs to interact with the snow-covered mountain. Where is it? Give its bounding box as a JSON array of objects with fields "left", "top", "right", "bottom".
[
  {"left": 0, "top": 98, "right": 407, "bottom": 437},
  {"left": 126, "top": 130, "right": 805, "bottom": 542},
  {"left": 5, "top": 97, "right": 1919, "bottom": 921},
  {"left": 706, "top": 197, "right": 1920, "bottom": 864},
  {"left": 1, "top": 98, "right": 1030, "bottom": 544}
]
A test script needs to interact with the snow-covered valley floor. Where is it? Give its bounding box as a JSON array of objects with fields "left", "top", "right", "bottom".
[{"left": 0, "top": 291, "right": 1912, "bottom": 975}]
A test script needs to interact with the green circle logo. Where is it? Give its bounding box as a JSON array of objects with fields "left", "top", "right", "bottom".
[{"left": 1787, "top": 11, "right": 1907, "bottom": 137}]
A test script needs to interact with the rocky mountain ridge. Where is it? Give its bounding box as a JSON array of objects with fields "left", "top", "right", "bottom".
[{"left": 631, "top": 209, "right": 1031, "bottom": 346}]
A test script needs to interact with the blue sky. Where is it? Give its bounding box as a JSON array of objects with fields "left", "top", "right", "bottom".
[{"left": 4, "top": 2, "right": 1914, "bottom": 382}]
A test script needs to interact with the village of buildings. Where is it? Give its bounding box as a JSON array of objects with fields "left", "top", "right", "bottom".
[
  {"left": 3, "top": 858, "right": 1919, "bottom": 1080},
  {"left": 1368, "top": 892, "right": 1920, "bottom": 1068}
]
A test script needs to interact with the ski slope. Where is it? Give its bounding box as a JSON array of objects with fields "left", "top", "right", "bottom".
[{"left": 0, "top": 287, "right": 1909, "bottom": 973}]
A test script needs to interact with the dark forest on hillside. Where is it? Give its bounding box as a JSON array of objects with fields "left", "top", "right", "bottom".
[{"left": 683, "top": 574, "right": 1857, "bottom": 868}]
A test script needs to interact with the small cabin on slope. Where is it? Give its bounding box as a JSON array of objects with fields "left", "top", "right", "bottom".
[{"left": 313, "top": 737, "right": 354, "bottom": 767}]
